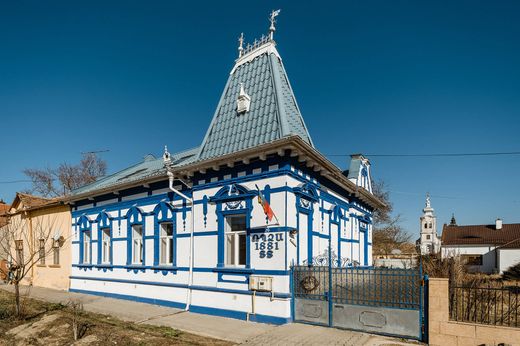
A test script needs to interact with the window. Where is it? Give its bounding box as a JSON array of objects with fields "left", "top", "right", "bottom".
[
  {"left": 424, "top": 223, "right": 427, "bottom": 228},
  {"left": 429, "top": 223, "right": 433, "bottom": 228},
  {"left": 39, "top": 239, "right": 45, "bottom": 265},
  {"left": 101, "top": 229, "right": 111, "bottom": 264},
  {"left": 15, "top": 240, "right": 23, "bottom": 264},
  {"left": 225, "top": 215, "right": 246, "bottom": 266},
  {"left": 132, "top": 225, "right": 143, "bottom": 264},
  {"left": 52, "top": 239, "right": 60, "bottom": 265},
  {"left": 159, "top": 223, "right": 173, "bottom": 265},
  {"left": 83, "top": 231, "right": 91, "bottom": 264},
  {"left": 462, "top": 255, "right": 483, "bottom": 266},
  {"left": 426, "top": 235, "right": 431, "bottom": 240}
]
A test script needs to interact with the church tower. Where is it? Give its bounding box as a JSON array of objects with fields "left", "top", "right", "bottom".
[{"left": 417, "top": 194, "right": 440, "bottom": 255}]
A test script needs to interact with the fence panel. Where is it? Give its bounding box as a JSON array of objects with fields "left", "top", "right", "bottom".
[
  {"left": 292, "top": 265, "right": 425, "bottom": 340},
  {"left": 450, "top": 283, "right": 520, "bottom": 328}
]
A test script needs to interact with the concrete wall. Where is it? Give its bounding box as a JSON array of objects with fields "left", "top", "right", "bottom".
[
  {"left": 429, "top": 278, "right": 520, "bottom": 346},
  {"left": 498, "top": 249, "right": 520, "bottom": 274}
]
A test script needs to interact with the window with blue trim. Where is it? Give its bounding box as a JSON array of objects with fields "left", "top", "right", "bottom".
[
  {"left": 101, "top": 228, "right": 111, "bottom": 264},
  {"left": 96, "top": 212, "right": 113, "bottom": 265},
  {"left": 132, "top": 224, "right": 143, "bottom": 264},
  {"left": 225, "top": 214, "right": 247, "bottom": 266},
  {"left": 153, "top": 202, "right": 176, "bottom": 267},
  {"left": 159, "top": 222, "right": 173, "bottom": 265},
  {"left": 126, "top": 207, "right": 145, "bottom": 266},
  {"left": 210, "top": 184, "right": 255, "bottom": 269},
  {"left": 82, "top": 230, "right": 91, "bottom": 264}
]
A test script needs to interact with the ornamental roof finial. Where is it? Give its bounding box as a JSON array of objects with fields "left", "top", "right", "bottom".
[
  {"left": 425, "top": 193, "right": 431, "bottom": 208},
  {"left": 269, "top": 9, "right": 281, "bottom": 40},
  {"left": 238, "top": 32, "right": 244, "bottom": 57},
  {"left": 163, "top": 145, "right": 171, "bottom": 166}
]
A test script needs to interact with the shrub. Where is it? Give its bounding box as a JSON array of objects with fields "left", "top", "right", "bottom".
[{"left": 502, "top": 262, "right": 520, "bottom": 281}]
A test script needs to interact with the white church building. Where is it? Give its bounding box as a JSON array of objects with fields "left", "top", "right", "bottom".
[
  {"left": 416, "top": 194, "right": 441, "bottom": 255},
  {"left": 65, "top": 13, "right": 382, "bottom": 324}
]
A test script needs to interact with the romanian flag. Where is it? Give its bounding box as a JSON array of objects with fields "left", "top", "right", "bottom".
[{"left": 256, "top": 184, "right": 279, "bottom": 224}]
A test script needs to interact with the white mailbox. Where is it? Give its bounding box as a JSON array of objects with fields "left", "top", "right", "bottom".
[{"left": 249, "top": 276, "right": 273, "bottom": 292}]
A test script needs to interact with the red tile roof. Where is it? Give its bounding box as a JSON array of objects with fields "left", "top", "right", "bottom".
[{"left": 441, "top": 223, "right": 520, "bottom": 247}]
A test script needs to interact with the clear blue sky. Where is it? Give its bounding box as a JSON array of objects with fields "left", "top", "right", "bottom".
[{"left": 1, "top": 1, "right": 519, "bottom": 238}]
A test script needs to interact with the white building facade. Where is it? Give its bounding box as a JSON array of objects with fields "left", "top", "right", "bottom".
[{"left": 66, "top": 16, "right": 382, "bottom": 324}]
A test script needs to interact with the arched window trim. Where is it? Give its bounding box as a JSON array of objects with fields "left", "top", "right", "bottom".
[
  {"left": 152, "top": 201, "right": 177, "bottom": 269},
  {"left": 211, "top": 184, "right": 255, "bottom": 271},
  {"left": 95, "top": 211, "right": 113, "bottom": 266},
  {"left": 78, "top": 215, "right": 93, "bottom": 266},
  {"left": 125, "top": 206, "right": 146, "bottom": 267}
]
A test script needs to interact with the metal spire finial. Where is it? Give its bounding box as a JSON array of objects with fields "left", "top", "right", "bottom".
[
  {"left": 269, "top": 9, "right": 281, "bottom": 40},
  {"left": 163, "top": 145, "right": 171, "bottom": 166},
  {"left": 425, "top": 192, "right": 431, "bottom": 208},
  {"left": 238, "top": 33, "right": 244, "bottom": 57}
]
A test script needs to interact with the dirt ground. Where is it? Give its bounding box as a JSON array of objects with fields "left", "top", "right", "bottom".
[{"left": 0, "top": 289, "right": 233, "bottom": 346}]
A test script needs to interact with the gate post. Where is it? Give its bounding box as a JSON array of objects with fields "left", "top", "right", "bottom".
[
  {"left": 423, "top": 274, "right": 429, "bottom": 343},
  {"left": 328, "top": 252, "right": 333, "bottom": 327},
  {"left": 290, "top": 266, "right": 295, "bottom": 322}
]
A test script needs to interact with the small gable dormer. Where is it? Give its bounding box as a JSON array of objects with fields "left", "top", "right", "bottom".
[{"left": 236, "top": 83, "right": 251, "bottom": 114}]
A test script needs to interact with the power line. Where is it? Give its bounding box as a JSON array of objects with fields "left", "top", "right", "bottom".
[
  {"left": 0, "top": 180, "right": 32, "bottom": 184},
  {"left": 326, "top": 151, "right": 520, "bottom": 158}
]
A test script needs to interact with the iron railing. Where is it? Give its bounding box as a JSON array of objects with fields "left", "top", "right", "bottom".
[{"left": 450, "top": 283, "right": 520, "bottom": 327}]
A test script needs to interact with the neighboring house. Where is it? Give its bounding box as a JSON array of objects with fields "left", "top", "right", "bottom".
[
  {"left": 64, "top": 16, "right": 383, "bottom": 324},
  {"left": 0, "top": 200, "right": 10, "bottom": 260},
  {"left": 0, "top": 200, "right": 11, "bottom": 280},
  {"left": 416, "top": 194, "right": 441, "bottom": 255},
  {"left": 441, "top": 218, "right": 520, "bottom": 274},
  {"left": 1, "top": 193, "right": 72, "bottom": 290}
]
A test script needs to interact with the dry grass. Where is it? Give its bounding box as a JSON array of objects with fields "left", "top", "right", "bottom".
[{"left": 0, "top": 289, "right": 233, "bottom": 345}]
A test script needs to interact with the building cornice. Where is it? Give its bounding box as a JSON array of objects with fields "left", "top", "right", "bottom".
[{"left": 64, "top": 136, "right": 385, "bottom": 210}]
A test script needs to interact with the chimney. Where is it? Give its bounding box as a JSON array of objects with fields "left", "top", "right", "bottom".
[{"left": 496, "top": 218, "right": 503, "bottom": 230}]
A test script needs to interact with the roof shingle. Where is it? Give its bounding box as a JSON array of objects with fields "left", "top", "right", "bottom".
[{"left": 441, "top": 223, "right": 520, "bottom": 247}]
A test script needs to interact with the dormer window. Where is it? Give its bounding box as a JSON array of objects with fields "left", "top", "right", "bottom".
[{"left": 236, "top": 83, "right": 251, "bottom": 114}]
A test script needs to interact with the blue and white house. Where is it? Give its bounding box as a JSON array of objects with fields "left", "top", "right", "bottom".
[{"left": 66, "top": 12, "right": 383, "bottom": 324}]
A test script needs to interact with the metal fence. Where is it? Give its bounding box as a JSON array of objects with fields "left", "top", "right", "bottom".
[
  {"left": 292, "top": 265, "right": 423, "bottom": 309},
  {"left": 331, "top": 267, "right": 422, "bottom": 309},
  {"left": 450, "top": 283, "right": 520, "bottom": 327},
  {"left": 292, "top": 265, "right": 425, "bottom": 340}
]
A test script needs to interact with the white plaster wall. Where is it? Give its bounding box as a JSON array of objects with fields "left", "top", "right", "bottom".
[
  {"left": 498, "top": 249, "right": 520, "bottom": 273},
  {"left": 442, "top": 245, "right": 497, "bottom": 273}
]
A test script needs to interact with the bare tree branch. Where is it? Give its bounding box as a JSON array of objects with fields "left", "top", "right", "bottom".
[{"left": 23, "top": 153, "right": 107, "bottom": 197}]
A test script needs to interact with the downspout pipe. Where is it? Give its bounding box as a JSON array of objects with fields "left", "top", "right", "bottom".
[{"left": 166, "top": 171, "right": 194, "bottom": 311}]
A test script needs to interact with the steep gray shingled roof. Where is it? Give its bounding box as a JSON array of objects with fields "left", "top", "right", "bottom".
[
  {"left": 71, "top": 147, "right": 199, "bottom": 196},
  {"left": 197, "top": 42, "right": 313, "bottom": 161}
]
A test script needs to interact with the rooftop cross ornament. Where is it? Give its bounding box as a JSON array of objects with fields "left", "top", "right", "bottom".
[
  {"left": 425, "top": 193, "right": 431, "bottom": 208},
  {"left": 269, "top": 9, "right": 281, "bottom": 40},
  {"left": 238, "top": 32, "right": 244, "bottom": 57}
]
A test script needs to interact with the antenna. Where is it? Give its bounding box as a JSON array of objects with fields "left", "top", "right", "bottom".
[{"left": 81, "top": 149, "right": 110, "bottom": 155}]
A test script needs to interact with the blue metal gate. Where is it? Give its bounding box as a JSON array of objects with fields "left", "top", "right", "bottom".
[{"left": 292, "top": 265, "right": 426, "bottom": 341}]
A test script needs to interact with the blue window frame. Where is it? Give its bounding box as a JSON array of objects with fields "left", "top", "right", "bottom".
[
  {"left": 126, "top": 207, "right": 145, "bottom": 266},
  {"left": 153, "top": 202, "right": 176, "bottom": 267},
  {"left": 210, "top": 184, "right": 256, "bottom": 269},
  {"left": 96, "top": 212, "right": 113, "bottom": 265},
  {"left": 78, "top": 215, "right": 92, "bottom": 265}
]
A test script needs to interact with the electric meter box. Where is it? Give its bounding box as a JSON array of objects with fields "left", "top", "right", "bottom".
[{"left": 249, "top": 276, "right": 273, "bottom": 292}]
